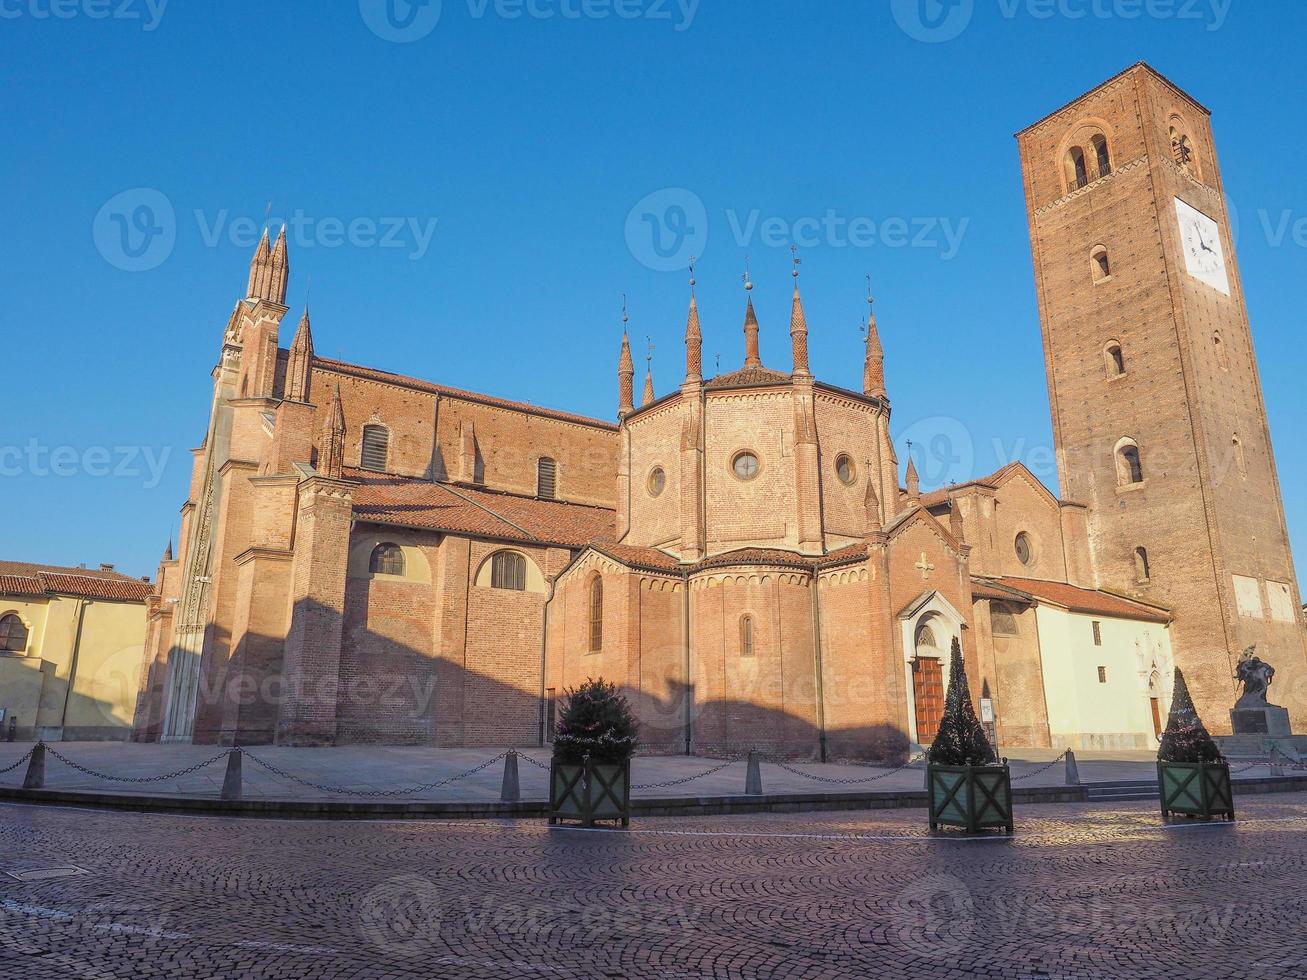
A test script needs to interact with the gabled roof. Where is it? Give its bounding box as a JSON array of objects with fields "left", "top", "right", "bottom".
[
  {"left": 0, "top": 561, "right": 152, "bottom": 602},
  {"left": 989, "top": 576, "right": 1172, "bottom": 624},
  {"left": 348, "top": 471, "right": 615, "bottom": 549},
  {"left": 313, "top": 357, "right": 618, "bottom": 431}
]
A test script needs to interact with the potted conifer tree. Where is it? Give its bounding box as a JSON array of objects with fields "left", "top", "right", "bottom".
[
  {"left": 1157, "top": 667, "right": 1234, "bottom": 822},
  {"left": 926, "top": 639, "right": 1014, "bottom": 834},
  {"left": 549, "top": 678, "right": 638, "bottom": 828}
]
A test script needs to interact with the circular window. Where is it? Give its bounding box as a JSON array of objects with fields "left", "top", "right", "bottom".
[
  {"left": 1015, "top": 532, "right": 1034, "bottom": 566},
  {"left": 732, "top": 451, "right": 760, "bottom": 481},
  {"left": 835, "top": 454, "right": 856, "bottom": 486},
  {"left": 648, "top": 467, "right": 666, "bottom": 497}
]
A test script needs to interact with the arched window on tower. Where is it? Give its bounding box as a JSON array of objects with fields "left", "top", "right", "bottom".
[
  {"left": 740, "top": 614, "right": 755, "bottom": 657},
  {"left": 1115, "top": 439, "right": 1144, "bottom": 486},
  {"left": 369, "top": 542, "right": 405, "bottom": 576},
  {"left": 0, "top": 613, "right": 29, "bottom": 654},
  {"left": 1233, "top": 436, "right": 1248, "bottom": 478},
  {"left": 1213, "top": 330, "right": 1229, "bottom": 371},
  {"left": 537, "top": 457, "right": 558, "bottom": 500},
  {"left": 1065, "top": 146, "right": 1090, "bottom": 190},
  {"left": 1170, "top": 123, "right": 1198, "bottom": 176},
  {"left": 360, "top": 424, "right": 389, "bottom": 472},
  {"left": 1135, "top": 546, "right": 1151, "bottom": 583},
  {"left": 588, "top": 576, "right": 603, "bottom": 652},
  {"left": 1105, "top": 341, "right": 1126, "bottom": 377},
  {"left": 1092, "top": 245, "right": 1112, "bottom": 282},
  {"left": 1092, "top": 134, "right": 1112, "bottom": 177}
]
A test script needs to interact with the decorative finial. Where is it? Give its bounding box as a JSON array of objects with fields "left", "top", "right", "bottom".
[
  {"left": 791, "top": 244, "right": 802, "bottom": 281},
  {"left": 866, "top": 272, "right": 875, "bottom": 311},
  {"left": 622, "top": 293, "right": 629, "bottom": 327},
  {"left": 715, "top": 353, "right": 721, "bottom": 372},
  {"left": 646, "top": 336, "right": 655, "bottom": 369},
  {"left": 689, "top": 256, "right": 697, "bottom": 295},
  {"left": 742, "top": 256, "right": 753, "bottom": 292}
]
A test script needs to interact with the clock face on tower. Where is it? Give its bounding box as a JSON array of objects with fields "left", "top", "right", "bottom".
[{"left": 1175, "top": 197, "right": 1230, "bottom": 296}]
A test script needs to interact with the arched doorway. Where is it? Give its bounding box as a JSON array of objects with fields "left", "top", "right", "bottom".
[{"left": 911, "top": 615, "right": 947, "bottom": 745}]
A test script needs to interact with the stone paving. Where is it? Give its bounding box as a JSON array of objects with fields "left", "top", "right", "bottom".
[
  {"left": 0, "top": 741, "right": 1281, "bottom": 801},
  {"left": 2, "top": 793, "right": 1306, "bottom": 978}
]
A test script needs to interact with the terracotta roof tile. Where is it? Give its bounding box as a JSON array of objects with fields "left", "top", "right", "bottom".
[
  {"left": 995, "top": 576, "right": 1171, "bottom": 623},
  {"left": 0, "top": 574, "right": 44, "bottom": 597},
  {"left": 348, "top": 471, "right": 615, "bottom": 549},
  {"left": 704, "top": 366, "right": 791, "bottom": 390},
  {"left": 593, "top": 542, "right": 682, "bottom": 571},
  {"left": 314, "top": 357, "right": 618, "bottom": 431},
  {"left": 0, "top": 561, "right": 152, "bottom": 602},
  {"left": 694, "top": 548, "right": 816, "bottom": 571}
]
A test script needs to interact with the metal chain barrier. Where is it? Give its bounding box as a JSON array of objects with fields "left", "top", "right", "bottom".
[
  {"left": 517, "top": 753, "right": 551, "bottom": 771},
  {"left": 1011, "top": 750, "right": 1070, "bottom": 781},
  {"left": 632, "top": 757, "right": 741, "bottom": 790},
  {"left": 42, "top": 743, "right": 233, "bottom": 784},
  {"left": 242, "top": 750, "right": 508, "bottom": 798},
  {"left": 768, "top": 753, "right": 926, "bottom": 785},
  {"left": 0, "top": 747, "right": 36, "bottom": 777}
]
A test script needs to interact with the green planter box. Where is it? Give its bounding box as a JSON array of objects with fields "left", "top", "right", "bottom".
[
  {"left": 928, "top": 763, "right": 1014, "bottom": 833},
  {"left": 549, "top": 759, "right": 630, "bottom": 828},
  {"left": 1157, "top": 761, "right": 1234, "bottom": 821}
]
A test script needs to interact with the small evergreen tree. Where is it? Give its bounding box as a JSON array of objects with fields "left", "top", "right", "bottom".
[
  {"left": 552, "top": 678, "right": 639, "bottom": 764},
  {"left": 926, "top": 638, "right": 997, "bottom": 767},
  {"left": 1157, "top": 667, "right": 1224, "bottom": 764}
]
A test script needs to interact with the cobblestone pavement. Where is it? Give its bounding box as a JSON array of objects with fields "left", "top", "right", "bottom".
[
  {"left": 0, "top": 741, "right": 1283, "bottom": 800},
  {"left": 2, "top": 795, "right": 1306, "bottom": 979}
]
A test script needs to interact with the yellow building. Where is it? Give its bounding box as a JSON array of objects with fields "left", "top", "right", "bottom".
[{"left": 0, "top": 561, "right": 151, "bottom": 741}]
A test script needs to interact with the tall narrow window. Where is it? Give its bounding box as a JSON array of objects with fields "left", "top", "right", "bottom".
[
  {"left": 1115, "top": 440, "right": 1144, "bottom": 486},
  {"left": 1135, "top": 546, "right": 1151, "bottom": 583},
  {"left": 491, "top": 551, "right": 527, "bottom": 591},
  {"left": 369, "top": 542, "right": 405, "bottom": 576},
  {"left": 1092, "top": 134, "right": 1112, "bottom": 177},
  {"left": 588, "top": 577, "right": 603, "bottom": 652},
  {"left": 1171, "top": 126, "right": 1195, "bottom": 170},
  {"left": 0, "top": 614, "right": 28, "bottom": 653},
  {"left": 360, "top": 424, "right": 389, "bottom": 472},
  {"left": 1066, "top": 147, "right": 1089, "bottom": 190},
  {"left": 1092, "top": 246, "right": 1112, "bottom": 282},
  {"left": 1097, "top": 666, "right": 1108, "bottom": 684},
  {"left": 1213, "top": 331, "right": 1229, "bottom": 371},
  {"left": 537, "top": 457, "right": 557, "bottom": 500},
  {"left": 1105, "top": 342, "right": 1126, "bottom": 376},
  {"left": 1092, "top": 620, "right": 1102, "bottom": 646},
  {"left": 740, "top": 614, "right": 755, "bottom": 656},
  {"left": 1233, "top": 436, "right": 1247, "bottom": 478}
]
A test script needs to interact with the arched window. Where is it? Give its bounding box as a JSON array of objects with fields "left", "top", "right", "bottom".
[
  {"left": 991, "top": 603, "right": 1019, "bottom": 636},
  {"left": 1091, "top": 134, "right": 1112, "bottom": 177},
  {"left": 537, "top": 457, "right": 557, "bottom": 500},
  {"left": 1233, "top": 436, "right": 1247, "bottom": 478},
  {"left": 1092, "top": 245, "right": 1112, "bottom": 282},
  {"left": 1115, "top": 440, "right": 1144, "bottom": 486},
  {"left": 588, "top": 577, "right": 603, "bottom": 652},
  {"left": 0, "top": 614, "right": 28, "bottom": 653},
  {"left": 490, "top": 551, "right": 527, "bottom": 591},
  {"left": 1170, "top": 125, "right": 1195, "bottom": 172},
  {"left": 1065, "top": 147, "right": 1089, "bottom": 190},
  {"left": 740, "top": 614, "right": 755, "bottom": 657},
  {"left": 1213, "top": 330, "right": 1229, "bottom": 371},
  {"left": 368, "top": 542, "right": 405, "bottom": 576},
  {"left": 1135, "top": 546, "right": 1151, "bottom": 583},
  {"left": 1105, "top": 342, "right": 1126, "bottom": 377},
  {"left": 360, "top": 424, "right": 389, "bottom": 472}
]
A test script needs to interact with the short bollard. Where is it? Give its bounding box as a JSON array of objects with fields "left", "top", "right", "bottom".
[
  {"left": 1269, "top": 745, "right": 1286, "bottom": 777},
  {"left": 745, "top": 750, "right": 763, "bottom": 796},
  {"left": 501, "top": 750, "right": 521, "bottom": 803},
  {"left": 220, "top": 748, "right": 243, "bottom": 801},
  {"left": 1065, "top": 749, "right": 1081, "bottom": 786},
  {"left": 22, "top": 743, "right": 45, "bottom": 790}
]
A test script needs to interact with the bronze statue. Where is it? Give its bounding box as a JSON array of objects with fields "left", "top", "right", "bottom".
[{"left": 1234, "top": 645, "right": 1276, "bottom": 709}]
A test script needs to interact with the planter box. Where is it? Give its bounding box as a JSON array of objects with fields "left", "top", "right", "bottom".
[
  {"left": 928, "top": 763, "right": 1013, "bottom": 833},
  {"left": 1157, "top": 761, "right": 1234, "bottom": 821},
  {"left": 549, "top": 759, "right": 630, "bottom": 828}
]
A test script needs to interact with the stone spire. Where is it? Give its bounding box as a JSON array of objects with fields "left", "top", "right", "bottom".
[
  {"left": 247, "top": 225, "right": 289, "bottom": 305},
  {"left": 905, "top": 452, "right": 921, "bottom": 502},
  {"left": 642, "top": 340, "right": 656, "bottom": 406},
  {"left": 863, "top": 275, "right": 886, "bottom": 399},
  {"left": 162, "top": 539, "right": 173, "bottom": 562},
  {"left": 319, "top": 385, "right": 346, "bottom": 479},
  {"left": 684, "top": 263, "right": 702, "bottom": 383},
  {"left": 741, "top": 262, "right": 762, "bottom": 368},
  {"left": 789, "top": 248, "right": 810, "bottom": 377},
  {"left": 618, "top": 303, "right": 635, "bottom": 419},
  {"left": 864, "top": 466, "right": 882, "bottom": 531},
  {"left": 285, "top": 306, "right": 314, "bottom": 403}
]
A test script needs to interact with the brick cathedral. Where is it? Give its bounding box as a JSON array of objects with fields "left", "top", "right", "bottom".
[{"left": 132, "top": 64, "right": 1306, "bottom": 758}]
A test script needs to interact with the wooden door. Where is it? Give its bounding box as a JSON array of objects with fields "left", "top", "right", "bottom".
[
  {"left": 912, "top": 657, "right": 945, "bottom": 745},
  {"left": 1150, "top": 697, "right": 1163, "bottom": 739}
]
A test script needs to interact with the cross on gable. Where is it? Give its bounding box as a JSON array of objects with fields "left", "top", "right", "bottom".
[{"left": 915, "top": 552, "right": 935, "bottom": 580}]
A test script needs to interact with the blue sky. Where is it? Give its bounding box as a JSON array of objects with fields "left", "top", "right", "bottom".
[{"left": 2, "top": 0, "right": 1303, "bottom": 582}]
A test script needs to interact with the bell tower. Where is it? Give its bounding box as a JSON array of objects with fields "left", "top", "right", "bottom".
[{"left": 1018, "top": 63, "right": 1307, "bottom": 731}]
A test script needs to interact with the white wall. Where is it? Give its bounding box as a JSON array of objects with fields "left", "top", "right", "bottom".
[{"left": 1037, "top": 606, "right": 1173, "bottom": 750}]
